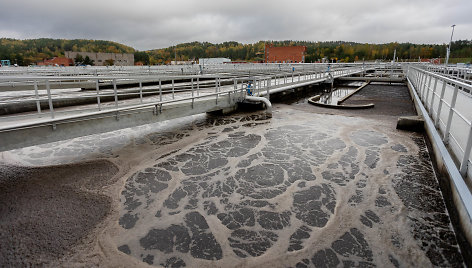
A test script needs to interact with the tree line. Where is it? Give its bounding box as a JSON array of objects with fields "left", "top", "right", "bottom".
[
  {"left": 1, "top": 38, "right": 471, "bottom": 66},
  {"left": 0, "top": 38, "right": 135, "bottom": 66},
  {"left": 144, "top": 40, "right": 472, "bottom": 65}
]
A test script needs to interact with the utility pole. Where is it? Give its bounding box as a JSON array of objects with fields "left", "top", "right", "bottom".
[{"left": 445, "top": 24, "right": 456, "bottom": 66}]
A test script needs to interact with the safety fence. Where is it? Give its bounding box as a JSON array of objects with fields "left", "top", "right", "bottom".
[
  {"left": 421, "top": 64, "right": 472, "bottom": 87},
  {"left": 0, "top": 66, "right": 369, "bottom": 121},
  {"left": 407, "top": 65, "right": 472, "bottom": 178},
  {"left": 0, "top": 65, "right": 369, "bottom": 151}
]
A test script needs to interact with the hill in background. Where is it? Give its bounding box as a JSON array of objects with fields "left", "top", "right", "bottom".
[
  {"left": 0, "top": 38, "right": 135, "bottom": 66},
  {"left": 1, "top": 38, "right": 471, "bottom": 66},
  {"left": 144, "top": 40, "right": 471, "bottom": 65}
]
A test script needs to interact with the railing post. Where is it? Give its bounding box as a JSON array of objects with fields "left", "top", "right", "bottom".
[
  {"left": 435, "top": 79, "right": 447, "bottom": 127},
  {"left": 34, "top": 80, "right": 41, "bottom": 114},
  {"left": 96, "top": 78, "right": 101, "bottom": 110},
  {"left": 443, "top": 84, "right": 459, "bottom": 144},
  {"left": 415, "top": 70, "right": 420, "bottom": 94},
  {"left": 113, "top": 78, "right": 118, "bottom": 109},
  {"left": 429, "top": 77, "right": 438, "bottom": 114},
  {"left": 460, "top": 125, "right": 472, "bottom": 176},
  {"left": 425, "top": 75, "right": 432, "bottom": 105},
  {"left": 172, "top": 79, "right": 175, "bottom": 99},
  {"left": 215, "top": 77, "right": 219, "bottom": 104},
  {"left": 139, "top": 80, "right": 143, "bottom": 104},
  {"left": 197, "top": 77, "right": 200, "bottom": 96},
  {"left": 267, "top": 78, "right": 270, "bottom": 98},
  {"left": 415, "top": 69, "right": 421, "bottom": 89},
  {"left": 191, "top": 77, "right": 194, "bottom": 108},
  {"left": 159, "top": 79, "right": 162, "bottom": 101},
  {"left": 46, "top": 80, "right": 54, "bottom": 119},
  {"left": 420, "top": 72, "right": 427, "bottom": 99}
]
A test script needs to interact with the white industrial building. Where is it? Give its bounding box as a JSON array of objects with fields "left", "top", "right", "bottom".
[
  {"left": 65, "top": 51, "right": 134, "bottom": 66},
  {"left": 198, "top": 58, "right": 231, "bottom": 65}
]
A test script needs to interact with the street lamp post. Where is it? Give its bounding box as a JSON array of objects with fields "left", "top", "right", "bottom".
[{"left": 445, "top": 24, "right": 456, "bottom": 67}]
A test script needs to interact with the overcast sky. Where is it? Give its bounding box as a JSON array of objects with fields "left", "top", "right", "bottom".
[{"left": 1, "top": 0, "right": 471, "bottom": 50}]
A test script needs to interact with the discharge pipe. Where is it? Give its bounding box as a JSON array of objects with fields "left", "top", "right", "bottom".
[{"left": 245, "top": 96, "right": 272, "bottom": 114}]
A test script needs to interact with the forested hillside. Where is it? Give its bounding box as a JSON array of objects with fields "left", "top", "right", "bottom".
[
  {"left": 0, "top": 38, "right": 135, "bottom": 65},
  {"left": 1, "top": 38, "right": 471, "bottom": 66},
  {"left": 146, "top": 40, "right": 472, "bottom": 64}
]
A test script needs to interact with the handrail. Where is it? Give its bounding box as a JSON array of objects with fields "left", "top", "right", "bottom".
[
  {"left": 0, "top": 88, "right": 245, "bottom": 132},
  {"left": 0, "top": 65, "right": 372, "bottom": 133},
  {"left": 409, "top": 66, "right": 472, "bottom": 91},
  {"left": 407, "top": 65, "right": 472, "bottom": 177},
  {"left": 407, "top": 75, "right": 472, "bottom": 227}
]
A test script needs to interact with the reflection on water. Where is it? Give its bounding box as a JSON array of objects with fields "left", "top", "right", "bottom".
[
  {"left": 318, "top": 88, "right": 356, "bottom": 105},
  {"left": 114, "top": 109, "right": 463, "bottom": 267}
]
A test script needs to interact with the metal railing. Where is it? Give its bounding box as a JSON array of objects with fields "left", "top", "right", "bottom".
[
  {"left": 0, "top": 65, "right": 377, "bottom": 148},
  {"left": 407, "top": 65, "right": 472, "bottom": 178},
  {"left": 0, "top": 62, "right": 385, "bottom": 79},
  {"left": 421, "top": 64, "right": 472, "bottom": 87},
  {"left": 0, "top": 64, "right": 373, "bottom": 153},
  {"left": 0, "top": 65, "right": 370, "bottom": 119},
  {"left": 0, "top": 82, "right": 247, "bottom": 133}
]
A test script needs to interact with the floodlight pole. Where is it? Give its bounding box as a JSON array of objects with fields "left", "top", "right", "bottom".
[{"left": 445, "top": 24, "right": 456, "bottom": 66}]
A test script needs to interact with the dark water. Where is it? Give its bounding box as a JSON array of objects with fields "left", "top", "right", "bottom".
[{"left": 114, "top": 107, "right": 464, "bottom": 267}]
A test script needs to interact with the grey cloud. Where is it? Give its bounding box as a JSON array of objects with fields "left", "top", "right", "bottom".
[{"left": 0, "top": 0, "right": 470, "bottom": 50}]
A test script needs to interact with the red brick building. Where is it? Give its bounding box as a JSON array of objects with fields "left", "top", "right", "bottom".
[
  {"left": 265, "top": 44, "right": 306, "bottom": 63},
  {"left": 37, "top": 57, "right": 74, "bottom": 66}
]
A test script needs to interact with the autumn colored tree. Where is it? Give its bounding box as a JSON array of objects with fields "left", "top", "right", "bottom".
[{"left": 1, "top": 38, "right": 471, "bottom": 66}]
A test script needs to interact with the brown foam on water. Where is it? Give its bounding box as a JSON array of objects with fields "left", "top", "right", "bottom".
[
  {"left": 110, "top": 108, "right": 464, "bottom": 267},
  {"left": 0, "top": 160, "right": 119, "bottom": 266},
  {"left": 1, "top": 102, "right": 464, "bottom": 267}
]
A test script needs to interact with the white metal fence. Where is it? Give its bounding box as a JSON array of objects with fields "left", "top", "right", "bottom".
[
  {"left": 421, "top": 64, "right": 472, "bottom": 87},
  {"left": 0, "top": 65, "right": 369, "bottom": 132},
  {"left": 0, "top": 63, "right": 369, "bottom": 77},
  {"left": 407, "top": 65, "right": 472, "bottom": 178}
]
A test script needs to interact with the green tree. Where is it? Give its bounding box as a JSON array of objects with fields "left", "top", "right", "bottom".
[
  {"left": 134, "top": 51, "right": 150, "bottom": 65},
  {"left": 83, "top": 56, "right": 94, "bottom": 65},
  {"left": 74, "top": 54, "right": 84, "bottom": 65}
]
